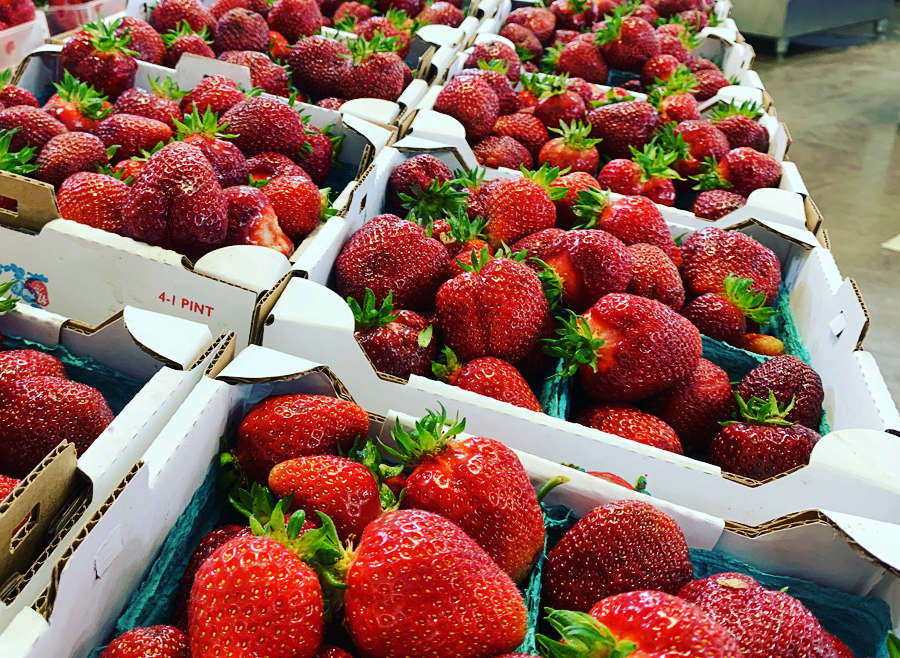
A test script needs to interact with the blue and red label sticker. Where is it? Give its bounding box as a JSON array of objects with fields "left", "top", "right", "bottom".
[{"left": 1, "top": 263, "right": 49, "bottom": 307}]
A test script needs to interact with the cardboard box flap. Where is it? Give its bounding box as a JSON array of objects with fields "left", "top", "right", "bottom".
[
  {"left": 809, "top": 430, "right": 900, "bottom": 493},
  {"left": 779, "top": 161, "right": 809, "bottom": 196},
  {"left": 121, "top": 306, "right": 213, "bottom": 370},
  {"left": 715, "top": 215, "right": 820, "bottom": 251},
  {"left": 47, "top": 219, "right": 186, "bottom": 266},
  {"left": 216, "top": 344, "right": 335, "bottom": 383},
  {"left": 266, "top": 276, "right": 354, "bottom": 332},
  {"left": 817, "top": 511, "right": 900, "bottom": 574},
  {"left": 0, "top": 172, "right": 59, "bottom": 233},
  {"left": 193, "top": 245, "right": 291, "bottom": 293},
  {"left": 0, "top": 303, "right": 66, "bottom": 347},
  {"left": 341, "top": 98, "right": 402, "bottom": 126}
]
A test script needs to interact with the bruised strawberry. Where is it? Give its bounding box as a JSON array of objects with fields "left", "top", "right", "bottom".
[
  {"left": 288, "top": 36, "right": 350, "bottom": 99},
  {"left": 268, "top": 0, "right": 322, "bottom": 43},
  {"left": 60, "top": 19, "right": 138, "bottom": 100},
  {"left": 577, "top": 403, "right": 682, "bottom": 453},
  {"left": 151, "top": 0, "right": 216, "bottom": 34},
  {"left": 549, "top": 170, "right": 600, "bottom": 228},
  {"left": 594, "top": 13, "right": 659, "bottom": 72},
  {"left": 42, "top": 71, "right": 112, "bottom": 133},
  {"left": 493, "top": 113, "right": 548, "bottom": 158},
  {"left": 261, "top": 174, "right": 323, "bottom": 242},
  {"left": 626, "top": 242, "right": 684, "bottom": 310},
  {"left": 586, "top": 100, "right": 658, "bottom": 159},
  {"left": 597, "top": 142, "right": 681, "bottom": 206},
  {"left": 736, "top": 355, "right": 824, "bottom": 430},
  {"left": 711, "top": 99, "right": 770, "bottom": 153},
  {"left": 114, "top": 83, "right": 183, "bottom": 130},
  {"left": 433, "top": 347, "right": 541, "bottom": 412},
  {"left": 223, "top": 185, "right": 293, "bottom": 256},
  {"left": 35, "top": 131, "right": 108, "bottom": 187},
  {"left": 100, "top": 626, "right": 188, "bottom": 658},
  {"left": 473, "top": 135, "right": 532, "bottom": 169},
  {"left": 179, "top": 74, "right": 246, "bottom": 115},
  {"left": 542, "top": 499, "right": 693, "bottom": 611},
  {"left": 162, "top": 21, "right": 215, "bottom": 67},
  {"left": 692, "top": 188, "right": 747, "bottom": 220},
  {"left": 0, "top": 106, "right": 67, "bottom": 151},
  {"left": 435, "top": 75, "right": 500, "bottom": 140},
  {"left": 176, "top": 106, "right": 247, "bottom": 187},
  {"left": 506, "top": 6, "right": 556, "bottom": 44},
  {"left": 464, "top": 40, "right": 521, "bottom": 83},
  {"left": 222, "top": 96, "right": 306, "bottom": 156},
  {"left": 0, "top": 350, "right": 65, "bottom": 389},
  {"left": 57, "top": 172, "right": 129, "bottom": 234},
  {"left": 96, "top": 113, "right": 172, "bottom": 162}
]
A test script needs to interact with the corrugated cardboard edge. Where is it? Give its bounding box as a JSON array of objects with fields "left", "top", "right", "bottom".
[
  {"left": 217, "top": 363, "right": 356, "bottom": 404},
  {"left": 804, "top": 195, "right": 823, "bottom": 235},
  {"left": 249, "top": 271, "right": 293, "bottom": 345},
  {"left": 205, "top": 333, "right": 238, "bottom": 379}
]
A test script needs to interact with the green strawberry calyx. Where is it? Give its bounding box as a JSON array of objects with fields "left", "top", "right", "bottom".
[
  {"left": 457, "top": 244, "right": 493, "bottom": 273},
  {"left": 537, "top": 608, "right": 638, "bottom": 658},
  {"left": 887, "top": 630, "right": 900, "bottom": 658},
  {"left": 571, "top": 186, "right": 611, "bottom": 229},
  {"left": 0, "top": 280, "right": 17, "bottom": 314},
  {"left": 445, "top": 208, "right": 487, "bottom": 245},
  {"left": 452, "top": 165, "right": 485, "bottom": 192},
  {"left": 655, "top": 15, "right": 703, "bottom": 48},
  {"left": 0, "top": 128, "right": 38, "bottom": 176},
  {"left": 647, "top": 65, "right": 699, "bottom": 104},
  {"left": 518, "top": 72, "right": 549, "bottom": 96},
  {"left": 84, "top": 19, "right": 139, "bottom": 57},
  {"left": 346, "top": 32, "right": 402, "bottom": 64},
  {"left": 0, "top": 69, "right": 13, "bottom": 90},
  {"left": 721, "top": 275, "right": 777, "bottom": 324},
  {"left": 540, "top": 43, "right": 563, "bottom": 72},
  {"left": 726, "top": 390, "right": 796, "bottom": 427},
  {"left": 691, "top": 156, "right": 732, "bottom": 191},
  {"left": 521, "top": 163, "right": 568, "bottom": 200},
  {"left": 630, "top": 142, "right": 682, "bottom": 182},
  {"left": 149, "top": 76, "right": 186, "bottom": 101},
  {"left": 347, "top": 287, "right": 399, "bottom": 332},
  {"left": 174, "top": 106, "right": 236, "bottom": 141},
  {"left": 651, "top": 122, "right": 690, "bottom": 162},
  {"left": 385, "top": 8, "right": 421, "bottom": 33},
  {"left": 711, "top": 98, "right": 764, "bottom": 122},
  {"left": 536, "top": 73, "right": 572, "bottom": 101},
  {"left": 385, "top": 405, "right": 466, "bottom": 465},
  {"left": 549, "top": 119, "right": 602, "bottom": 152},
  {"left": 593, "top": 0, "right": 638, "bottom": 45},
  {"left": 53, "top": 71, "right": 112, "bottom": 120},
  {"left": 342, "top": 439, "right": 405, "bottom": 511},
  {"left": 589, "top": 88, "right": 636, "bottom": 109},
  {"left": 400, "top": 177, "right": 468, "bottom": 224},
  {"left": 334, "top": 14, "right": 359, "bottom": 32},
  {"left": 531, "top": 257, "right": 564, "bottom": 310},
  {"left": 477, "top": 58, "right": 510, "bottom": 75},
  {"left": 431, "top": 345, "right": 462, "bottom": 383},
  {"left": 161, "top": 19, "right": 212, "bottom": 48},
  {"left": 542, "top": 309, "right": 605, "bottom": 378}
]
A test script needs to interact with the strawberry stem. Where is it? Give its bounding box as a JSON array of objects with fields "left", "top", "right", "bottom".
[
  {"left": 431, "top": 345, "right": 462, "bottom": 383},
  {"left": 537, "top": 608, "right": 637, "bottom": 658},
  {"left": 542, "top": 310, "right": 605, "bottom": 378},
  {"left": 727, "top": 390, "right": 796, "bottom": 427},
  {"left": 531, "top": 257, "right": 564, "bottom": 310},
  {"left": 347, "top": 287, "right": 399, "bottom": 331},
  {"left": 399, "top": 178, "right": 468, "bottom": 224},
  {"left": 384, "top": 406, "right": 466, "bottom": 465},
  {"left": 571, "top": 187, "right": 610, "bottom": 229},
  {"left": 721, "top": 275, "right": 777, "bottom": 324},
  {"left": 535, "top": 475, "right": 569, "bottom": 502}
]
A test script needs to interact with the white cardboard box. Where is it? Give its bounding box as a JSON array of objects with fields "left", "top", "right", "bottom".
[{"left": 0, "top": 14, "right": 50, "bottom": 71}]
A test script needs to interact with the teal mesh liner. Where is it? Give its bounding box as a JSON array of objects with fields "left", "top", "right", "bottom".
[
  {"left": 2, "top": 334, "right": 144, "bottom": 414},
  {"left": 538, "top": 359, "right": 570, "bottom": 421}
]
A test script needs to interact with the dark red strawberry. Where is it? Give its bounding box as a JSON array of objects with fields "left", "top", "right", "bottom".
[
  {"left": 101, "top": 626, "right": 188, "bottom": 658},
  {"left": 267, "top": 0, "right": 321, "bottom": 42},
  {"left": 435, "top": 75, "right": 500, "bottom": 139},
  {"left": 162, "top": 21, "right": 215, "bottom": 67},
  {"left": 736, "top": 355, "right": 824, "bottom": 430},
  {"left": 499, "top": 23, "right": 542, "bottom": 63},
  {"left": 595, "top": 14, "right": 659, "bottom": 72},
  {"left": 586, "top": 100, "right": 658, "bottom": 159},
  {"left": 432, "top": 348, "right": 541, "bottom": 412},
  {"left": 113, "top": 82, "right": 183, "bottom": 130},
  {"left": 96, "top": 113, "right": 173, "bottom": 162},
  {"left": 42, "top": 71, "right": 112, "bottom": 133},
  {"left": 60, "top": 19, "right": 138, "bottom": 100},
  {"left": 542, "top": 499, "right": 693, "bottom": 610},
  {"left": 0, "top": 0, "right": 33, "bottom": 25},
  {"left": 221, "top": 96, "right": 305, "bottom": 156},
  {"left": 682, "top": 275, "right": 777, "bottom": 344},
  {"left": 176, "top": 106, "right": 247, "bottom": 187},
  {"left": 348, "top": 287, "right": 436, "bottom": 379},
  {"left": 644, "top": 357, "right": 731, "bottom": 455},
  {"left": 553, "top": 38, "right": 609, "bottom": 84},
  {"left": 533, "top": 76, "right": 587, "bottom": 129},
  {"left": 550, "top": 0, "right": 596, "bottom": 31},
  {"left": 597, "top": 142, "right": 680, "bottom": 206},
  {"left": 578, "top": 403, "right": 683, "bottom": 453},
  {"left": 0, "top": 70, "right": 38, "bottom": 109},
  {"left": 293, "top": 124, "right": 336, "bottom": 185},
  {"left": 626, "top": 242, "right": 684, "bottom": 309},
  {"left": 341, "top": 34, "right": 407, "bottom": 102},
  {"left": 492, "top": 112, "right": 548, "bottom": 158},
  {"left": 57, "top": 172, "right": 129, "bottom": 234},
  {"left": 711, "top": 99, "right": 770, "bottom": 152},
  {"left": 218, "top": 50, "right": 289, "bottom": 96},
  {"left": 386, "top": 153, "right": 453, "bottom": 215},
  {"left": 214, "top": 8, "right": 269, "bottom": 53},
  {"left": 0, "top": 106, "right": 67, "bottom": 151},
  {"left": 651, "top": 0, "right": 697, "bottom": 18},
  {"left": 0, "top": 375, "right": 114, "bottom": 477},
  {"left": 419, "top": 1, "right": 464, "bottom": 26},
  {"left": 316, "top": 97, "right": 346, "bottom": 111},
  {"left": 548, "top": 170, "right": 600, "bottom": 228},
  {"left": 151, "top": 0, "right": 216, "bottom": 34},
  {"left": 680, "top": 227, "right": 782, "bottom": 304},
  {"left": 692, "top": 189, "right": 747, "bottom": 220},
  {"left": 464, "top": 40, "right": 521, "bottom": 82},
  {"left": 223, "top": 185, "right": 293, "bottom": 256},
  {"left": 640, "top": 52, "right": 680, "bottom": 87},
  {"left": 180, "top": 75, "right": 246, "bottom": 115},
  {"left": 506, "top": 6, "right": 556, "bottom": 44},
  {"left": 117, "top": 16, "right": 166, "bottom": 65},
  {"left": 456, "top": 60, "right": 520, "bottom": 115},
  {"left": 209, "top": 0, "right": 271, "bottom": 19},
  {"left": 657, "top": 30, "right": 691, "bottom": 61},
  {"left": 0, "top": 350, "right": 66, "bottom": 389},
  {"left": 237, "top": 393, "right": 370, "bottom": 481},
  {"left": 334, "top": 0, "right": 372, "bottom": 24},
  {"left": 693, "top": 67, "right": 730, "bottom": 101},
  {"left": 473, "top": 135, "right": 532, "bottom": 169},
  {"left": 538, "top": 119, "right": 601, "bottom": 174},
  {"left": 261, "top": 174, "right": 324, "bottom": 242},
  {"left": 288, "top": 36, "right": 351, "bottom": 99},
  {"left": 247, "top": 151, "right": 308, "bottom": 183},
  {"left": 35, "top": 131, "right": 108, "bottom": 187},
  {"left": 478, "top": 166, "right": 564, "bottom": 247}
]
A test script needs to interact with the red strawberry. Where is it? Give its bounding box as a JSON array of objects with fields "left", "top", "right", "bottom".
[
  {"left": 336, "top": 214, "right": 449, "bottom": 310},
  {"left": 827, "top": 634, "right": 855, "bottom": 658},
  {"left": 645, "top": 357, "right": 733, "bottom": 454},
  {"left": 736, "top": 355, "right": 824, "bottom": 430},
  {"left": 293, "top": 124, "right": 334, "bottom": 185},
  {"left": 35, "top": 131, "right": 108, "bottom": 187},
  {"left": 0, "top": 0, "right": 33, "bottom": 27},
  {"left": 572, "top": 190, "right": 681, "bottom": 265},
  {"left": 499, "top": 23, "right": 542, "bottom": 62},
  {"left": 354, "top": 13, "right": 412, "bottom": 57},
  {"left": 345, "top": 509, "right": 528, "bottom": 656},
  {"left": 316, "top": 97, "right": 346, "bottom": 111},
  {"left": 711, "top": 99, "right": 770, "bottom": 152},
  {"left": 269, "top": 455, "right": 381, "bottom": 540},
  {"left": 151, "top": 0, "right": 216, "bottom": 34},
  {"left": 386, "top": 153, "right": 453, "bottom": 215},
  {"left": 478, "top": 167, "right": 563, "bottom": 247},
  {"left": 176, "top": 106, "right": 247, "bottom": 187},
  {"left": 626, "top": 242, "right": 684, "bottom": 309},
  {"left": 0, "top": 70, "right": 38, "bottom": 109},
  {"left": 419, "top": 1, "right": 464, "bottom": 26},
  {"left": 586, "top": 100, "right": 658, "bottom": 159},
  {"left": 0, "top": 375, "right": 113, "bottom": 477},
  {"left": 538, "top": 119, "right": 601, "bottom": 174},
  {"left": 492, "top": 113, "right": 548, "bottom": 158},
  {"left": 247, "top": 151, "right": 309, "bottom": 183},
  {"left": 218, "top": 50, "right": 289, "bottom": 96},
  {"left": 587, "top": 470, "right": 636, "bottom": 489},
  {"left": 533, "top": 77, "right": 587, "bottom": 129},
  {"left": 0, "top": 350, "right": 66, "bottom": 389},
  {"left": 553, "top": 38, "right": 609, "bottom": 84},
  {"left": 665, "top": 119, "right": 730, "bottom": 179},
  {"left": 551, "top": 29, "right": 579, "bottom": 45},
  {"left": 677, "top": 7, "right": 708, "bottom": 27},
  {"left": 456, "top": 61, "right": 520, "bottom": 115},
  {"left": 100, "top": 626, "right": 188, "bottom": 658},
  {"left": 595, "top": 14, "right": 659, "bottom": 72},
  {"left": 692, "top": 189, "right": 747, "bottom": 219},
  {"left": 316, "top": 646, "right": 354, "bottom": 658},
  {"left": 221, "top": 96, "right": 305, "bottom": 156},
  {"left": 506, "top": 6, "right": 556, "bottom": 44},
  {"left": 542, "top": 499, "right": 693, "bottom": 610},
  {"left": 267, "top": 30, "right": 291, "bottom": 60},
  {"left": 42, "top": 71, "right": 112, "bottom": 133},
  {"left": 693, "top": 67, "right": 731, "bottom": 101},
  {"left": 640, "top": 52, "right": 680, "bottom": 87},
  {"left": 680, "top": 226, "right": 782, "bottom": 304},
  {"left": 682, "top": 276, "right": 777, "bottom": 344},
  {"left": 96, "top": 113, "right": 172, "bottom": 162},
  {"left": 122, "top": 141, "right": 228, "bottom": 256},
  {"left": 57, "top": 172, "right": 129, "bottom": 234},
  {"left": 60, "top": 19, "right": 138, "bottom": 100},
  {"left": 214, "top": 8, "right": 269, "bottom": 53},
  {"left": 577, "top": 403, "right": 683, "bottom": 453},
  {"left": 680, "top": 572, "right": 840, "bottom": 657},
  {"left": 549, "top": 170, "right": 600, "bottom": 228},
  {"left": 209, "top": 0, "right": 270, "bottom": 19},
  {"left": 685, "top": 54, "right": 718, "bottom": 72},
  {"left": 473, "top": 135, "right": 532, "bottom": 169},
  {"left": 597, "top": 142, "right": 680, "bottom": 205},
  {"left": 223, "top": 185, "right": 293, "bottom": 255},
  {"left": 180, "top": 75, "right": 246, "bottom": 117},
  {"left": 464, "top": 40, "right": 521, "bottom": 82},
  {"left": 267, "top": 0, "right": 321, "bottom": 42},
  {"left": 117, "top": 17, "right": 166, "bottom": 65},
  {"left": 161, "top": 21, "right": 215, "bottom": 67},
  {"left": 389, "top": 409, "right": 545, "bottom": 580},
  {"left": 288, "top": 36, "right": 351, "bottom": 99},
  {"left": 538, "top": 592, "right": 742, "bottom": 657},
  {"left": 113, "top": 83, "right": 182, "bottom": 131},
  {"left": 432, "top": 348, "right": 541, "bottom": 412},
  {"left": 648, "top": 66, "right": 701, "bottom": 123},
  {"left": 657, "top": 30, "right": 690, "bottom": 61},
  {"left": 651, "top": 0, "right": 697, "bottom": 18},
  {"left": 546, "top": 293, "right": 701, "bottom": 401},
  {"left": 341, "top": 34, "right": 408, "bottom": 101},
  {"left": 0, "top": 106, "right": 67, "bottom": 151},
  {"left": 334, "top": 0, "right": 372, "bottom": 23},
  {"left": 435, "top": 75, "right": 500, "bottom": 139},
  {"left": 550, "top": 0, "right": 596, "bottom": 31},
  {"left": 349, "top": 289, "right": 436, "bottom": 379},
  {"left": 0, "top": 474, "right": 19, "bottom": 501},
  {"left": 261, "top": 174, "right": 323, "bottom": 242}
]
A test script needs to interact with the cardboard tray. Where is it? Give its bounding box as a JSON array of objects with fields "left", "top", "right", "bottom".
[
  {"left": 0, "top": 300, "right": 227, "bottom": 632},
  {"left": 261, "top": 143, "right": 900, "bottom": 526},
  {"left": 0, "top": 47, "right": 394, "bottom": 347},
  {"left": 2, "top": 343, "right": 897, "bottom": 656}
]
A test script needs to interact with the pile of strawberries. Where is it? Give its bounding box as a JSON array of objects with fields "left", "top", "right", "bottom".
[
  {"left": 0, "top": 0, "right": 35, "bottom": 31},
  {"left": 96, "top": 402, "right": 856, "bottom": 657},
  {"left": 333, "top": 153, "right": 827, "bottom": 480},
  {"left": 431, "top": 0, "right": 779, "bottom": 219},
  {"left": 0, "top": 23, "right": 342, "bottom": 258}
]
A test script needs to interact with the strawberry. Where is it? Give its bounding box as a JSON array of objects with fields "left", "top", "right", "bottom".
[
  {"left": 473, "top": 135, "right": 532, "bottom": 169},
  {"left": 209, "top": 0, "right": 271, "bottom": 19},
  {"left": 117, "top": 16, "right": 166, "bottom": 65},
  {"left": 0, "top": 70, "right": 38, "bottom": 109},
  {"left": 348, "top": 288, "right": 436, "bottom": 379},
  {"left": 214, "top": 8, "right": 269, "bottom": 53},
  {"left": 122, "top": 141, "right": 228, "bottom": 256},
  {"left": 388, "top": 408, "right": 545, "bottom": 580},
  {"left": 709, "top": 391, "right": 821, "bottom": 479},
  {"left": 354, "top": 11, "right": 413, "bottom": 57},
  {"left": 96, "top": 113, "right": 172, "bottom": 162},
  {"left": 640, "top": 52, "right": 680, "bottom": 87},
  {"left": 41, "top": 71, "right": 111, "bottom": 133},
  {"left": 587, "top": 470, "right": 638, "bottom": 489},
  {"left": 267, "top": 0, "right": 322, "bottom": 42},
  {"left": 662, "top": 119, "right": 730, "bottom": 180},
  {"left": 288, "top": 36, "right": 351, "bottom": 100},
  {"left": 499, "top": 23, "right": 543, "bottom": 62},
  {"left": 435, "top": 210, "right": 491, "bottom": 272},
  {"left": 828, "top": 634, "right": 856, "bottom": 658},
  {"left": 682, "top": 276, "right": 777, "bottom": 344},
  {"left": 492, "top": 112, "right": 548, "bottom": 158},
  {"left": 551, "top": 38, "right": 609, "bottom": 84},
  {"left": 345, "top": 509, "right": 528, "bottom": 656},
  {"left": 161, "top": 21, "right": 215, "bottom": 67},
  {"left": 647, "top": 65, "right": 700, "bottom": 123},
  {"left": 247, "top": 151, "right": 309, "bottom": 183},
  {"left": 101, "top": 626, "right": 188, "bottom": 658},
  {"left": 626, "top": 242, "right": 684, "bottom": 309},
  {"left": 151, "top": 0, "right": 215, "bottom": 34},
  {"left": 542, "top": 499, "right": 693, "bottom": 610},
  {"left": 692, "top": 188, "right": 746, "bottom": 219},
  {"left": 175, "top": 106, "right": 247, "bottom": 187},
  {"left": 0, "top": 106, "right": 67, "bottom": 151},
  {"left": 375, "top": 0, "right": 423, "bottom": 17},
  {"left": 456, "top": 60, "right": 520, "bottom": 115},
  {"left": 506, "top": 6, "right": 556, "bottom": 44},
  {"left": 223, "top": 185, "right": 293, "bottom": 255},
  {"left": 57, "top": 172, "right": 129, "bottom": 234},
  {"left": 294, "top": 124, "right": 337, "bottom": 185},
  {"left": 0, "top": 474, "right": 19, "bottom": 501},
  {"left": 680, "top": 572, "right": 840, "bottom": 657},
  {"left": 482, "top": 166, "right": 566, "bottom": 246},
  {"left": 538, "top": 593, "right": 741, "bottom": 657},
  {"left": 180, "top": 75, "right": 246, "bottom": 115},
  {"left": 533, "top": 75, "right": 587, "bottom": 128},
  {"left": 436, "top": 247, "right": 549, "bottom": 363},
  {"left": 269, "top": 455, "right": 381, "bottom": 540},
  {"left": 514, "top": 227, "right": 633, "bottom": 312},
  {"left": 738, "top": 333, "right": 785, "bottom": 356},
  {"left": 549, "top": 0, "right": 596, "bottom": 31},
  {"left": 594, "top": 13, "right": 659, "bottom": 72},
  {"left": 711, "top": 99, "right": 770, "bottom": 152},
  {"left": 597, "top": 142, "right": 680, "bottom": 205},
  {"left": 218, "top": 50, "right": 290, "bottom": 96},
  {"left": 685, "top": 54, "right": 718, "bottom": 72},
  {"left": 538, "top": 119, "right": 601, "bottom": 174},
  {"left": 680, "top": 226, "right": 782, "bottom": 304},
  {"left": 0, "top": 0, "right": 33, "bottom": 27},
  {"left": 572, "top": 189, "right": 682, "bottom": 265},
  {"left": 657, "top": 30, "right": 691, "bottom": 61},
  {"left": 336, "top": 214, "right": 449, "bottom": 310},
  {"left": 222, "top": 96, "right": 306, "bottom": 156},
  {"left": 0, "top": 350, "right": 65, "bottom": 389},
  {"left": 692, "top": 67, "right": 730, "bottom": 101},
  {"left": 736, "top": 355, "right": 824, "bottom": 430},
  {"left": 464, "top": 40, "right": 521, "bottom": 82},
  {"left": 341, "top": 34, "right": 408, "bottom": 102},
  {"left": 113, "top": 81, "right": 183, "bottom": 130},
  {"left": 549, "top": 170, "right": 600, "bottom": 228},
  {"left": 645, "top": 357, "right": 733, "bottom": 454},
  {"left": 334, "top": 0, "right": 372, "bottom": 23},
  {"left": 546, "top": 293, "right": 701, "bottom": 401},
  {"left": 0, "top": 375, "right": 113, "bottom": 477},
  {"left": 316, "top": 646, "right": 354, "bottom": 658},
  {"left": 267, "top": 30, "right": 291, "bottom": 60},
  {"left": 677, "top": 7, "right": 708, "bottom": 27},
  {"left": 316, "top": 97, "right": 346, "bottom": 111},
  {"left": 435, "top": 75, "right": 500, "bottom": 140},
  {"left": 419, "top": 1, "right": 464, "bottom": 26},
  {"left": 262, "top": 174, "right": 324, "bottom": 242},
  {"left": 577, "top": 403, "right": 683, "bottom": 453},
  {"left": 35, "top": 131, "right": 109, "bottom": 187},
  {"left": 386, "top": 153, "right": 453, "bottom": 215},
  {"left": 651, "top": 0, "right": 697, "bottom": 17},
  {"left": 60, "top": 20, "right": 138, "bottom": 100},
  {"left": 432, "top": 347, "right": 541, "bottom": 412},
  {"left": 586, "top": 100, "right": 658, "bottom": 159}
]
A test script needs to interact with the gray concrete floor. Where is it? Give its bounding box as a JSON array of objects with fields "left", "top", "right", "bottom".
[{"left": 744, "top": 8, "right": 900, "bottom": 405}]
